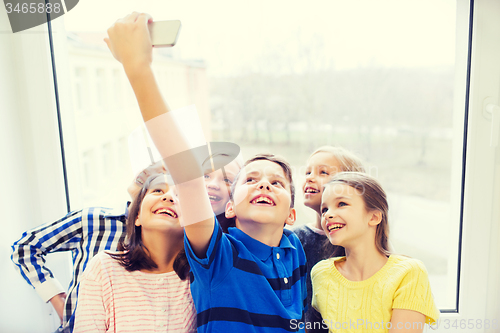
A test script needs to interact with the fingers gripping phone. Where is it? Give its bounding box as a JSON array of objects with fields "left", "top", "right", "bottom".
[{"left": 149, "top": 20, "right": 181, "bottom": 47}]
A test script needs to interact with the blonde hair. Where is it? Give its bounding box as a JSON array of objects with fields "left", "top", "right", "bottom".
[{"left": 310, "top": 146, "right": 365, "bottom": 173}]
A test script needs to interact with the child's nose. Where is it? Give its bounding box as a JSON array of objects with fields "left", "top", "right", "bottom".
[
  {"left": 207, "top": 178, "right": 220, "bottom": 189},
  {"left": 258, "top": 180, "right": 271, "bottom": 191},
  {"left": 162, "top": 191, "right": 175, "bottom": 203}
]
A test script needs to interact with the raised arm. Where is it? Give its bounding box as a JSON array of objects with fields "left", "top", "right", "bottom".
[{"left": 105, "top": 12, "right": 214, "bottom": 257}]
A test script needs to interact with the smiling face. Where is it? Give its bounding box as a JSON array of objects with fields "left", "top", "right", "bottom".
[
  {"left": 303, "top": 152, "right": 344, "bottom": 214},
  {"left": 204, "top": 160, "right": 241, "bottom": 216},
  {"left": 226, "top": 159, "right": 295, "bottom": 228},
  {"left": 135, "top": 176, "right": 182, "bottom": 237},
  {"left": 320, "top": 183, "right": 381, "bottom": 249}
]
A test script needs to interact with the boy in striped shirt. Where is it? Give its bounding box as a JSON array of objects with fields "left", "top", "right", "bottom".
[{"left": 185, "top": 154, "right": 308, "bottom": 332}]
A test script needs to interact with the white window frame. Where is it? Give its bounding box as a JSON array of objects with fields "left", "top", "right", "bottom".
[
  {"left": 431, "top": 0, "right": 500, "bottom": 332},
  {"left": 2, "top": 0, "right": 500, "bottom": 331}
]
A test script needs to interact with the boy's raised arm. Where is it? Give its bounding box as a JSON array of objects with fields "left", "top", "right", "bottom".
[{"left": 106, "top": 12, "right": 214, "bottom": 257}]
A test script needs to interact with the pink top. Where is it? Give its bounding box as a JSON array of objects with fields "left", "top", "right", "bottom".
[{"left": 74, "top": 252, "right": 196, "bottom": 333}]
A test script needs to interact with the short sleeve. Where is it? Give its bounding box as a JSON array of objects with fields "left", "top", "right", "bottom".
[
  {"left": 393, "top": 259, "right": 440, "bottom": 325},
  {"left": 310, "top": 259, "right": 330, "bottom": 315},
  {"left": 184, "top": 217, "right": 235, "bottom": 289}
]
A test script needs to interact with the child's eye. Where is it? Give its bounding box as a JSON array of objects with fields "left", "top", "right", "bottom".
[
  {"left": 305, "top": 171, "right": 311, "bottom": 176},
  {"left": 152, "top": 189, "right": 164, "bottom": 194},
  {"left": 321, "top": 170, "right": 329, "bottom": 175},
  {"left": 245, "top": 177, "right": 255, "bottom": 183},
  {"left": 321, "top": 207, "right": 328, "bottom": 214},
  {"left": 224, "top": 178, "right": 233, "bottom": 185},
  {"left": 272, "top": 180, "right": 284, "bottom": 187},
  {"left": 338, "top": 202, "right": 347, "bottom": 207},
  {"left": 204, "top": 174, "right": 210, "bottom": 180}
]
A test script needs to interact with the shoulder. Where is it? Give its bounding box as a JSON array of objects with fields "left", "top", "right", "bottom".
[
  {"left": 311, "top": 257, "right": 337, "bottom": 277},
  {"left": 84, "top": 206, "right": 127, "bottom": 218},
  {"left": 389, "top": 255, "right": 428, "bottom": 275},
  {"left": 291, "top": 224, "right": 312, "bottom": 239},
  {"left": 383, "top": 255, "right": 432, "bottom": 287},
  {"left": 284, "top": 227, "right": 302, "bottom": 243},
  {"left": 291, "top": 225, "right": 313, "bottom": 247},
  {"left": 291, "top": 224, "right": 309, "bottom": 235},
  {"left": 83, "top": 251, "right": 125, "bottom": 279},
  {"left": 283, "top": 229, "right": 306, "bottom": 257}
]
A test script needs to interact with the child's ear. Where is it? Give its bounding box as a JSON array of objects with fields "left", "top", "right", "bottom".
[
  {"left": 225, "top": 200, "right": 236, "bottom": 219},
  {"left": 284, "top": 208, "right": 297, "bottom": 227},
  {"left": 135, "top": 213, "right": 142, "bottom": 227},
  {"left": 368, "top": 210, "right": 382, "bottom": 227}
]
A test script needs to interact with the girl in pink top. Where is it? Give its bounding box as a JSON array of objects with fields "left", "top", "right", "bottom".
[{"left": 74, "top": 174, "right": 196, "bottom": 332}]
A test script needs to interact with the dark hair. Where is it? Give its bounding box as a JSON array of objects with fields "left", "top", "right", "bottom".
[
  {"left": 326, "top": 172, "right": 390, "bottom": 257},
  {"left": 217, "top": 213, "right": 236, "bottom": 233},
  {"left": 230, "top": 154, "right": 295, "bottom": 208},
  {"left": 109, "top": 174, "right": 190, "bottom": 280}
]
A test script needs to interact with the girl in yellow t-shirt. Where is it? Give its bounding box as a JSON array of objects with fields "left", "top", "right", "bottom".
[{"left": 311, "top": 172, "right": 439, "bottom": 333}]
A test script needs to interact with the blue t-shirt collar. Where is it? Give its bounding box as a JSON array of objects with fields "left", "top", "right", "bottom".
[{"left": 228, "top": 227, "right": 296, "bottom": 261}]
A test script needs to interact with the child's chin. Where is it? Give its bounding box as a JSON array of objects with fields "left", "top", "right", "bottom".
[
  {"left": 211, "top": 204, "right": 225, "bottom": 216},
  {"left": 303, "top": 200, "right": 319, "bottom": 211}
]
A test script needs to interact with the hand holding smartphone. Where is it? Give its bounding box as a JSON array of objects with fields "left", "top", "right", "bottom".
[{"left": 149, "top": 20, "right": 181, "bottom": 47}]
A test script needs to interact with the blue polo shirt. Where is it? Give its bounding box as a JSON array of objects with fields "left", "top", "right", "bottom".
[{"left": 184, "top": 218, "right": 307, "bottom": 332}]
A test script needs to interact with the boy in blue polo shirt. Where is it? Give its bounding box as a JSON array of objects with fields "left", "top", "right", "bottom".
[
  {"left": 185, "top": 154, "right": 307, "bottom": 332},
  {"left": 105, "top": 12, "right": 307, "bottom": 332}
]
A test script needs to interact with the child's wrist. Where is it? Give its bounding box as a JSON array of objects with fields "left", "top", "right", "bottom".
[{"left": 123, "top": 61, "right": 152, "bottom": 81}]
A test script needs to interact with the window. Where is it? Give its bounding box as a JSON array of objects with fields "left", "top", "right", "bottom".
[
  {"left": 55, "top": 0, "right": 490, "bottom": 314},
  {"left": 3, "top": 1, "right": 500, "bottom": 332},
  {"left": 102, "top": 142, "right": 114, "bottom": 177},
  {"left": 73, "top": 67, "right": 88, "bottom": 112},
  {"left": 113, "top": 69, "right": 123, "bottom": 110},
  {"left": 82, "top": 149, "right": 96, "bottom": 190},
  {"left": 95, "top": 68, "right": 107, "bottom": 111}
]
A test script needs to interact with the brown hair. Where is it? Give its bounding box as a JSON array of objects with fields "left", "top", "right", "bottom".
[
  {"left": 109, "top": 174, "right": 190, "bottom": 280},
  {"left": 326, "top": 172, "right": 390, "bottom": 257},
  {"left": 310, "top": 146, "right": 366, "bottom": 173},
  {"left": 230, "top": 154, "right": 295, "bottom": 207}
]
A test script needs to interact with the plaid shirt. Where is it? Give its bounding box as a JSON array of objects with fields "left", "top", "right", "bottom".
[{"left": 11, "top": 205, "right": 128, "bottom": 332}]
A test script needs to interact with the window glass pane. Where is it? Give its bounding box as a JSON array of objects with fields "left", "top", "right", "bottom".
[{"left": 60, "top": 0, "right": 465, "bottom": 309}]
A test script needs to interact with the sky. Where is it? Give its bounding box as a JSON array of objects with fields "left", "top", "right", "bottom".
[{"left": 62, "top": 0, "right": 457, "bottom": 75}]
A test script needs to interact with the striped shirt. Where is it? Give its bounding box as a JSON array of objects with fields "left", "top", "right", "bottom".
[
  {"left": 11, "top": 205, "right": 127, "bottom": 332},
  {"left": 74, "top": 252, "right": 197, "bottom": 333},
  {"left": 184, "top": 219, "right": 308, "bottom": 333}
]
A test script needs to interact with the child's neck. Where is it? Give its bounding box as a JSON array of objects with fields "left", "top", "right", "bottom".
[
  {"left": 141, "top": 232, "right": 183, "bottom": 274},
  {"left": 312, "top": 211, "right": 322, "bottom": 230},
  {"left": 338, "top": 242, "right": 388, "bottom": 282},
  {"left": 236, "top": 219, "right": 284, "bottom": 247}
]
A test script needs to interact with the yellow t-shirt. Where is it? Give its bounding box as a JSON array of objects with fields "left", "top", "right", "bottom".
[{"left": 311, "top": 255, "right": 439, "bottom": 332}]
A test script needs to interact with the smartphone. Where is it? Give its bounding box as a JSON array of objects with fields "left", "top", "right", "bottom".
[{"left": 149, "top": 20, "right": 181, "bottom": 47}]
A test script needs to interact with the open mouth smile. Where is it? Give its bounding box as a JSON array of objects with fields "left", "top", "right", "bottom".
[
  {"left": 153, "top": 207, "right": 178, "bottom": 218},
  {"left": 208, "top": 193, "right": 222, "bottom": 203},
  {"left": 326, "top": 223, "right": 345, "bottom": 233},
  {"left": 304, "top": 187, "right": 320, "bottom": 194},
  {"left": 250, "top": 195, "right": 276, "bottom": 206}
]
